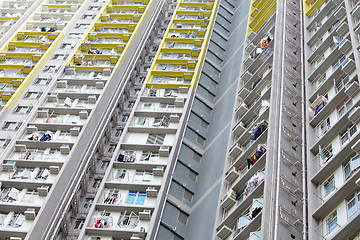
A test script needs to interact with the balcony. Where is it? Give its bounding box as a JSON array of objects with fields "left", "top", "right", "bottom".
[
  {"left": 233, "top": 199, "right": 263, "bottom": 240},
  {"left": 307, "top": 6, "right": 346, "bottom": 47},
  {"left": 217, "top": 180, "right": 264, "bottom": 233},
  {"left": 232, "top": 151, "right": 266, "bottom": 192}
]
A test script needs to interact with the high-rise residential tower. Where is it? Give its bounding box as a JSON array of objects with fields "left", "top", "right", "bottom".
[{"left": 0, "top": 0, "right": 359, "bottom": 240}]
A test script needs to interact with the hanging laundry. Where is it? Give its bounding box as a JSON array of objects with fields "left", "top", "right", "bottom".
[
  {"left": 260, "top": 48, "right": 274, "bottom": 62},
  {"left": 260, "top": 34, "right": 273, "bottom": 48}
]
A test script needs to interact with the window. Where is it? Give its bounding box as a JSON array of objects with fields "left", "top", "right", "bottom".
[
  {"left": 332, "top": 54, "right": 346, "bottom": 70},
  {"left": 326, "top": 211, "right": 338, "bottom": 234},
  {"left": 317, "top": 74, "right": 326, "bottom": 88},
  {"left": 347, "top": 191, "right": 360, "bottom": 219},
  {"left": 188, "top": 169, "right": 197, "bottom": 182},
  {"left": 8, "top": 213, "right": 25, "bottom": 228},
  {"left": 338, "top": 98, "right": 353, "bottom": 118},
  {"left": 193, "top": 152, "right": 201, "bottom": 162},
  {"left": 323, "top": 176, "right": 335, "bottom": 197},
  {"left": 101, "top": 161, "right": 109, "bottom": 169},
  {"left": 61, "top": 43, "right": 74, "bottom": 49},
  {"left": 69, "top": 33, "right": 81, "bottom": 39},
  {"left": 201, "top": 120, "right": 209, "bottom": 129},
  {"left": 133, "top": 172, "right": 153, "bottom": 182},
  {"left": 118, "top": 212, "right": 139, "bottom": 229},
  {"left": 197, "top": 135, "right": 205, "bottom": 145},
  {"left": 143, "top": 103, "right": 152, "bottom": 109},
  {"left": 114, "top": 169, "right": 128, "bottom": 180},
  {"left": 84, "top": 198, "right": 94, "bottom": 208},
  {"left": 133, "top": 89, "right": 140, "bottom": 95},
  {"left": 344, "top": 155, "right": 360, "bottom": 180},
  {"left": 160, "top": 103, "right": 175, "bottom": 111},
  {"left": 57, "top": 132, "right": 71, "bottom": 141},
  {"left": 108, "top": 145, "right": 116, "bottom": 153},
  {"left": 75, "top": 24, "right": 90, "bottom": 29},
  {"left": 153, "top": 116, "right": 169, "bottom": 127},
  {"left": 93, "top": 179, "right": 102, "bottom": 188},
  {"left": 22, "top": 190, "right": 38, "bottom": 203},
  {"left": 3, "top": 121, "right": 22, "bottom": 131},
  {"left": 178, "top": 211, "right": 188, "bottom": 225},
  {"left": 115, "top": 129, "right": 122, "bottom": 137},
  {"left": 35, "top": 168, "right": 50, "bottom": 180},
  {"left": 146, "top": 134, "right": 165, "bottom": 145},
  {"left": 0, "top": 138, "right": 10, "bottom": 148},
  {"left": 184, "top": 189, "right": 193, "bottom": 202},
  {"left": 148, "top": 89, "right": 157, "bottom": 97},
  {"left": 34, "top": 77, "right": 51, "bottom": 85},
  {"left": 328, "top": 20, "right": 340, "bottom": 33},
  {"left": 24, "top": 91, "right": 41, "bottom": 99},
  {"left": 14, "top": 106, "right": 33, "bottom": 114},
  {"left": 127, "top": 102, "right": 135, "bottom": 108},
  {"left": 125, "top": 191, "right": 146, "bottom": 205},
  {"left": 88, "top": 5, "right": 101, "bottom": 10},
  {"left": 82, "top": 14, "right": 96, "bottom": 19},
  {"left": 335, "top": 75, "right": 350, "bottom": 93},
  {"left": 44, "top": 65, "right": 60, "bottom": 73},
  {"left": 53, "top": 54, "right": 66, "bottom": 60},
  {"left": 121, "top": 115, "right": 129, "bottom": 122},
  {"left": 320, "top": 118, "right": 330, "bottom": 135},
  {"left": 74, "top": 219, "right": 85, "bottom": 229},
  {"left": 340, "top": 124, "right": 357, "bottom": 145},
  {"left": 138, "top": 77, "right": 145, "bottom": 83},
  {"left": 315, "top": 55, "right": 325, "bottom": 69},
  {"left": 11, "top": 168, "right": 33, "bottom": 180},
  {"left": 141, "top": 151, "right": 159, "bottom": 161}
]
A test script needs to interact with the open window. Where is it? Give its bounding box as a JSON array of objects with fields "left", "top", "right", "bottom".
[{"left": 118, "top": 211, "right": 139, "bottom": 229}]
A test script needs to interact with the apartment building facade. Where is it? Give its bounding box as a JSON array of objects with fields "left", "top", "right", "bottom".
[{"left": 0, "top": 0, "right": 359, "bottom": 239}]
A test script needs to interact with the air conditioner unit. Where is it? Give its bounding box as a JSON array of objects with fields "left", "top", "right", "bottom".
[
  {"left": 15, "top": 144, "right": 27, "bottom": 152},
  {"left": 64, "top": 68, "right": 75, "bottom": 75},
  {"left": 64, "top": 14, "right": 72, "bottom": 21},
  {"left": 225, "top": 167, "right": 240, "bottom": 183},
  {"left": 96, "top": 81, "right": 104, "bottom": 89},
  {"left": 37, "top": 109, "right": 49, "bottom": 118},
  {"left": 139, "top": 210, "right": 151, "bottom": 220},
  {"left": 56, "top": 80, "right": 67, "bottom": 88},
  {"left": 60, "top": 144, "right": 70, "bottom": 154},
  {"left": 146, "top": 187, "right": 157, "bottom": 197},
  {"left": 103, "top": 68, "right": 111, "bottom": 76},
  {"left": 70, "top": 127, "right": 80, "bottom": 136},
  {"left": 174, "top": 98, "right": 185, "bottom": 107},
  {"left": 47, "top": 93, "right": 58, "bottom": 102},
  {"left": 79, "top": 110, "right": 88, "bottom": 119},
  {"left": 27, "top": 125, "right": 38, "bottom": 134},
  {"left": 179, "top": 87, "right": 188, "bottom": 93},
  {"left": 26, "top": 23, "right": 32, "bottom": 30},
  {"left": 70, "top": 5, "right": 77, "bottom": 12},
  {"left": 24, "top": 208, "right": 36, "bottom": 220},
  {"left": 2, "top": 161, "right": 15, "bottom": 171},
  {"left": 37, "top": 186, "right": 49, "bottom": 196},
  {"left": 49, "top": 166, "right": 60, "bottom": 174},
  {"left": 130, "top": 235, "right": 143, "bottom": 240},
  {"left": 153, "top": 166, "right": 164, "bottom": 176},
  {"left": 159, "top": 146, "right": 170, "bottom": 157},
  {"left": 170, "top": 114, "right": 179, "bottom": 123},
  {"left": 88, "top": 95, "right": 97, "bottom": 104}
]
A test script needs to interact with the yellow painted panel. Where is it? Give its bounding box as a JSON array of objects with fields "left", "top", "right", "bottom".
[
  {"left": 42, "top": 4, "right": 75, "bottom": 8},
  {"left": 155, "top": 59, "right": 198, "bottom": 65},
  {"left": 72, "top": 66, "right": 115, "bottom": 71},
  {"left": 0, "top": 77, "right": 25, "bottom": 83},
  {"left": 6, "top": 32, "right": 64, "bottom": 110},
  {"left": 305, "top": 0, "right": 325, "bottom": 17}
]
